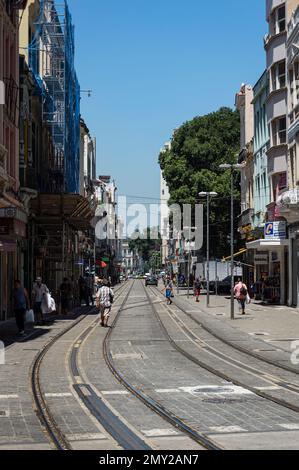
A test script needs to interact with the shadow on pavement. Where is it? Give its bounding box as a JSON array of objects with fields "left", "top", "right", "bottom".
[{"left": 0, "top": 305, "right": 97, "bottom": 348}]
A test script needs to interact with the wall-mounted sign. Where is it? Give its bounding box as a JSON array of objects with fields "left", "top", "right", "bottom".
[
  {"left": 254, "top": 253, "right": 269, "bottom": 265},
  {"left": 264, "top": 222, "right": 286, "bottom": 240}
]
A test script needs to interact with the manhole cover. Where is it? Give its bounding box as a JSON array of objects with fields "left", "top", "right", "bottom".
[{"left": 180, "top": 385, "right": 254, "bottom": 398}]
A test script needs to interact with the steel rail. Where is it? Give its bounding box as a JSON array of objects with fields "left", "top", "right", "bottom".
[
  {"left": 103, "top": 280, "right": 222, "bottom": 451},
  {"left": 30, "top": 282, "right": 128, "bottom": 450},
  {"left": 148, "top": 286, "right": 299, "bottom": 416}
]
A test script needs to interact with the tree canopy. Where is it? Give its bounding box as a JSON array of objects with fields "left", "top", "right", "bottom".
[
  {"left": 159, "top": 107, "right": 241, "bottom": 258},
  {"left": 129, "top": 227, "right": 162, "bottom": 264}
]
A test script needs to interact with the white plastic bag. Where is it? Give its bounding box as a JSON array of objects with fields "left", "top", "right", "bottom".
[
  {"left": 42, "top": 293, "right": 56, "bottom": 314},
  {"left": 25, "top": 309, "right": 35, "bottom": 323},
  {"left": 246, "top": 293, "right": 251, "bottom": 304}
]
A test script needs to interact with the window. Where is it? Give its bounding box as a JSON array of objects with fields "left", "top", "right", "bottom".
[
  {"left": 272, "top": 172, "right": 287, "bottom": 201},
  {"left": 271, "top": 61, "right": 286, "bottom": 91},
  {"left": 271, "top": 5, "right": 286, "bottom": 35},
  {"left": 272, "top": 117, "right": 286, "bottom": 146},
  {"left": 277, "top": 6, "right": 286, "bottom": 33}
]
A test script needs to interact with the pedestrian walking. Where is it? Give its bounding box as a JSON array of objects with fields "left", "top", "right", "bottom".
[
  {"left": 163, "top": 282, "right": 174, "bottom": 305},
  {"left": 234, "top": 279, "right": 248, "bottom": 315},
  {"left": 13, "top": 280, "right": 30, "bottom": 336},
  {"left": 193, "top": 278, "right": 201, "bottom": 303},
  {"left": 78, "top": 276, "right": 89, "bottom": 306},
  {"left": 32, "top": 277, "right": 49, "bottom": 325},
  {"left": 60, "top": 277, "right": 72, "bottom": 315},
  {"left": 96, "top": 279, "right": 114, "bottom": 327}
]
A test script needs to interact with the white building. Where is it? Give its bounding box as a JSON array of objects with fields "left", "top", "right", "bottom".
[
  {"left": 121, "top": 241, "right": 138, "bottom": 274},
  {"left": 160, "top": 142, "right": 171, "bottom": 266}
]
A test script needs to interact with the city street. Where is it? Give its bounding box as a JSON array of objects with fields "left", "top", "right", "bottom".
[
  {"left": 1, "top": 280, "right": 299, "bottom": 451},
  {"left": 2, "top": 0, "right": 299, "bottom": 458}
]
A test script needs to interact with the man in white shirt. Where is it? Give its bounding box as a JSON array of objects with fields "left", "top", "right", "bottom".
[
  {"left": 96, "top": 279, "right": 114, "bottom": 327},
  {"left": 32, "top": 277, "right": 49, "bottom": 325}
]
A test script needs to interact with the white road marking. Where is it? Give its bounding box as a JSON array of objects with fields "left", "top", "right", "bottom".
[
  {"left": 142, "top": 429, "right": 180, "bottom": 437},
  {"left": 0, "top": 395, "right": 19, "bottom": 399},
  {"left": 45, "top": 393, "right": 72, "bottom": 398},
  {"left": 112, "top": 353, "right": 143, "bottom": 360},
  {"left": 155, "top": 389, "right": 181, "bottom": 394},
  {"left": 279, "top": 423, "right": 299, "bottom": 430},
  {"left": 209, "top": 426, "right": 248, "bottom": 434},
  {"left": 101, "top": 390, "right": 129, "bottom": 396},
  {"left": 67, "top": 433, "right": 108, "bottom": 441}
]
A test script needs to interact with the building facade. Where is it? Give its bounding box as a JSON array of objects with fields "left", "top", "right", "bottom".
[
  {"left": 0, "top": 0, "right": 28, "bottom": 321},
  {"left": 246, "top": 0, "right": 299, "bottom": 305},
  {"left": 160, "top": 155, "right": 170, "bottom": 267},
  {"left": 235, "top": 84, "right": 255, "bottom": 287}
]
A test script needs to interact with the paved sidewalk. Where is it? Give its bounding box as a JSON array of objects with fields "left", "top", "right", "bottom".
[
  {"left": 171, "top": 290, "right": 299, "bottom": 372},
  {"left": 0, "top": 307, "right": 92, "bottom": 450}
]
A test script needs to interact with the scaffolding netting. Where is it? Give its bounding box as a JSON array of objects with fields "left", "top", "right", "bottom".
[{"left": 28, "top": 0, "right": 80, "bottom": 194}]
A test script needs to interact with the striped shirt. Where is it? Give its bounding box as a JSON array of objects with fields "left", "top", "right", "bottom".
[{"left": 96, "top": 286, "right": 114, "bottom": 307}]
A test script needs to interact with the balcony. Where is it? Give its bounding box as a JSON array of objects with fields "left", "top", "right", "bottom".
[{"left": 266, "top": 88, "right": 287, "bottom": 121}]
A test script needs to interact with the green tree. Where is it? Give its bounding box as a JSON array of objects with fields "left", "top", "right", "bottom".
[
  {"left": 159, "top": 107, "right": 241, "bottom": 258},
  {"left": 129, "top": 227, "right": 161, "bottom": 265}
]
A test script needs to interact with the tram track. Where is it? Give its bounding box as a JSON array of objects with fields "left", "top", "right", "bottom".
[
  {"left": 68, "top": 281, "right": 152, "bottom": 451},
  {"left": 30, "top": 282, "right": 129, "bottom": 451},
  {"left": 147, "top": 285, "right": 299, "bottom": 416},
  {"left": 103, "top": 281, "right": 222, "bottom": 451}
]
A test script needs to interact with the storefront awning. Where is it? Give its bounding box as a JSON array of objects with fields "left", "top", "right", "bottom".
[
  {"left": 246, "top": 239, "right": 289, "bottom": 251},
  {"left": 222, "top": 248, "right": 247, "bottom": 262}
]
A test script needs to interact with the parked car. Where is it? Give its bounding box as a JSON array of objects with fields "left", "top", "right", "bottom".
[{"left": 145, "top": 276, "right": 158, "bottom": 287}]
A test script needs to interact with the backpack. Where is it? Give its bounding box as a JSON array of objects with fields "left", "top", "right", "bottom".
[{"left": 240, "top": 286, "right": 248, "bottom": 296}]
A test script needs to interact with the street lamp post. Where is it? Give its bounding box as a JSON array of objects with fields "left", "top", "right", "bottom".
[
  {"left": 199, "top": 192, "right": 218, "bottom": 307},
  {"left": 219, "top": 163, "right": 243, "bottom": 320}
]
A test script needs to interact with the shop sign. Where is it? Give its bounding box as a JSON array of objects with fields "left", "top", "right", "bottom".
[{"left": 264, "top": 222, "right": 286, "bottom": 240}]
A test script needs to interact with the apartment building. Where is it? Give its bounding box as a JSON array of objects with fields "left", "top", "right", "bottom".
[
  {"left": 160, "top": 147, "right": 171, "bottom": 267},
  {"left": 0, "top": 0, "right": 28, "bottom": 320},
  {"left": 246, "top": 0, "right": 299, "bottom": 305}
]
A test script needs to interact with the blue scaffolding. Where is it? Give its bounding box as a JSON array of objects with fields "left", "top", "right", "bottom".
[{"left": 28, "top": 0, "right": 80, "bottom": 194}]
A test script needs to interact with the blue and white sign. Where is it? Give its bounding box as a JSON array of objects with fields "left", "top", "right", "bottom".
[{"left": 264, "top": 222, "right": 286, "bottom": 240}]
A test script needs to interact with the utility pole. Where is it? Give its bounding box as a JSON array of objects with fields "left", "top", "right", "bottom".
[
  {"left": 219, "top": 163, "right": 243, "bottom": 320},
  {"left": 230, "top": 169, "right": 234, "bottom": 320},
  {"left": 199, "top": 192, "right": 218, "bottom": 307}
]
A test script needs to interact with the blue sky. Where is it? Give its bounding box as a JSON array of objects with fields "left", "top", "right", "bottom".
[{"left": 68, "top": 0, "right": 266, "bottom": 205}]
